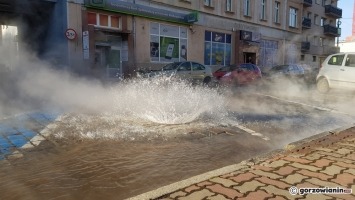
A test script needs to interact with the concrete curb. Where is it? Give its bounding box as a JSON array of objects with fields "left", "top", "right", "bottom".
[{"left": 126, "top": 124, "right": 355, "bottom": 200}]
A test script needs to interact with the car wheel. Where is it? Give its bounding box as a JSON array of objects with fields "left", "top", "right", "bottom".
[
  {"left": 317, "top": 78, "right": 329, "bottom": 93},
  {"left": 203, "top": 76, "right": 211, "bottom": 85}
]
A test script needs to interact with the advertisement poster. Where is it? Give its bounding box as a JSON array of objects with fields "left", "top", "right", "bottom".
[
  {"left": 160, "top": 37, "right": 179, "bottom": 62},
  {"left": 180, "top": 39, "right": 187, "bottom": 61},
  {"left": 150, "top": 35, "right": 160, "bottom": 61}
]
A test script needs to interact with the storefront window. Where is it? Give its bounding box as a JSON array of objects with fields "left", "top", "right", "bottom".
[
  {"left": 204, "top": 31, "right": 231, "bottom": 66},
  {"left": 150, "top": 22, "right": 188, "bottom": 62},
  {"left": 87, "top": 12, "right": 121, "bottom": 29}
]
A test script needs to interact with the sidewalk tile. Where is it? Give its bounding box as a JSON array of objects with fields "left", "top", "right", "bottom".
[
  {"left": 344, "top": 169, "right": 355, "bottom": 176},
  {"left": 334, "top": 148, "right": 353, "bottom": 155},
  {"left": 229, "top": 172, "right": 259, "bottom": 183},
  {"left": 210, "top": 177, "right": 237, "bottom": 187},
  {"left": 260, "top": 185, "right": 301, "bottom": 199},
  {"left": 317, "top": 151, "right": 343, "bottom": 158},
  {"left": 295, "top": 182, "right": 318, "bottom": 188},
  {"left": 274, "top": 166, "right": 298, "bottom": 176},
  {"left": 302, "top": 153, "right": 324, "bottom": 161},
  {"left": 345, "top": 153, "right": 355, "bottom": 161},
  {"left": 263, "top": 160, "right": 290, "bottom": 168},
  {"left": 238, "top": 190, "right": 273, "bottom": 200},
  {"left": 325, "top": 194, "right": 355, "bottom": 200},
  {"left": 300, "top": 194, "right": 333, "bottom": 200},
  {"left": 233, "top": 180, "right": 265, "bottom": 194},
  {"left": 206, "top": 184, "right": 243, "bottom": 199},
  {"left": 170, "top": 191, "right": 187, "bottom": 199},
  {"left": 338, "top": 142, "right": 355, "bottom": 148},
  {"left": 207, "top": 194, "right": 229, "bottom": 200},
  {"left": 306, "top": 178, "right": 340, "bottom": 187},
  {"left": 289, "top": 163, "right": 321, "bottom": 172},
  {"left": 297, "top": 169, "right": 332, "bottom": 181},
  {"left": 255, "top": 176, "right": 290, "bottom": 189},
  {"left": 331, "top": 173, "right": 355, "bottom": 186},
  {"left": 251, "top": 165, "right": 273, "bottom": 171},
  {"left": 251, "top": 170, "right": 282, "bottom": 179},
  {"left": 185, "top": 185, "right": 200, "bottom": 193},
  {"left": 280, "top": 174, "right": 308, "bottom": 185},
  {"left": 313, "top": 147, "right": 334, "bottom": 153},
  {"left": 197, "top": 181, "right": 213, "bottom": 187},
  {"left": 310, "top": 159, "right": 333, "bottom": 168},
  {"left": 268, "top": 196, "right": 287, "bottom": 200},
  {"left": 326, "top": 156, "right": 355, "bottom": 164},
  {"left": 333, "top": 161, "right": 355, "bottom": 169},
  {"left": 178, "top": 189, "right": 215, "bottom": 200},
  {"left": 282, "top": 156, "right": 312, "bottom": 164},
  {"left": 321, "top": 165, "right": 345, "bottom": 176}
]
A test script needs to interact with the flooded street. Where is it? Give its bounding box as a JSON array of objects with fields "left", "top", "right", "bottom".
[{"left": 1, "top": 82, "right": 354, "bottom": 199}]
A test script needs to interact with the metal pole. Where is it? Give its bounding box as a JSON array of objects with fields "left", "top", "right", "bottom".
[{"left": 337, "top": 20, "right": 342, "bottom": 47}]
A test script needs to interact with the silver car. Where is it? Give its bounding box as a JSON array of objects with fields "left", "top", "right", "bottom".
[{"left": 144, "top": 61, "right": 214, "bottom": 84}]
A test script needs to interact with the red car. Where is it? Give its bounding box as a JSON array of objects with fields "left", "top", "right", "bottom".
[{"left": 214, "top": 63, "right": 262, "bottom": 86}]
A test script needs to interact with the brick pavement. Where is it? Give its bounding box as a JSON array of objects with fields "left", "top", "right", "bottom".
[{"left": 129, "top": 126, "right": 355, "bottom": 200}]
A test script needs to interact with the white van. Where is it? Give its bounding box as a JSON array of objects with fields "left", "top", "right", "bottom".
[{"left": 316, "top": 52, "right": 355, "bottom": 93}]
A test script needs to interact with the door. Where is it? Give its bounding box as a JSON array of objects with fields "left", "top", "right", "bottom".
[
  {"left": 340, "top": 53, "right": 355, "bottom": 89},
  {"left": 324, "top": 54, "right": 345, "bottom": 88},
  {"left": 191, "top": 62, "right": 207, "bottom": 82},
  {"left": 107, "top": 48, "right": 122, "bottom": 79},
  {"left": 176, "top": 61, "right": 192, "bottom": 81}
]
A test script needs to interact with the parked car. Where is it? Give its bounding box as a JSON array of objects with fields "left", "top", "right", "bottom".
[
  {"left": 140, "top": 61, "right": 214, "bottom": 85},
  {"left": 316, "top": 52, "right": 355, "bottom": 93},
  {"left": 264, "top": 64, "right": 305, "bottom": 81},
  {"left": 215, "top": 63, "right": 262, "bottom": 86}
]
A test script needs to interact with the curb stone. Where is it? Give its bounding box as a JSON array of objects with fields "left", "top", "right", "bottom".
[{"left": 126, "top": 125, "right": 355, "bottom": 200}]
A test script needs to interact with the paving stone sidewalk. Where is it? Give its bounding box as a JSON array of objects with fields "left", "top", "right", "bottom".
[{"left": 129, "top": 126, "right": 355, "bottom": 200}]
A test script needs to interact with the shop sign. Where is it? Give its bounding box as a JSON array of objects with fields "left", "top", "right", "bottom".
[
  {"left": 240, "top": 30, "right": 252, "bottom": 41},
  {"left": 85, "top": 0, "right": 198, "bottom": 24},
  {"left": 83, "top": 31, "right": 89, "bottom": 60},
  {"left": 65, "top": 28, "right": 77, "bottom": 40}
]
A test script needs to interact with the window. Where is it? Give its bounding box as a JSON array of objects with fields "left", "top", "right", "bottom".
[
  {"left": 87, "top": 12, "right": 120, "bottom": 29},
  {"left": 260, "top": 0, "right": 266, "bottom": 20},
  {"left": 204, "top": 0, "right": 212, "bottom": 6},
  {"left": 321, "top": 18, "right": 327, "bottom": 26},
  {"left": 301, "top": 55, "right": 305, "bottom": 61},
  {"left": 328, "top": 54, "right": 344, "bottom": 66},
  {"left": 226, "top": 0, "right": 232, "bottom": 12},
  {"left": 192, "top": 62, "right": 205, "bottom": 71},
  {"left": 319, "top": 37, "right": 324, "bottom": 46},
  {"left": 307, "top": 12, "right": 312, "bottom": 18},
  {"left": 204, "top": 31, "right": 231, "bottom": 66},
  {"left": 314, "top": 14, "right": 319, "bottom": 25},
  {"left": 315, "top": 0, "right": 320, "bottom": 4},
  {"left": 244, "top": 0, "right": 251, "bottom": 16},
  {"left": 313, "top": 56, "right": 317, "bottom": 62},
  {"left": 289, "top": 8, "right": 297, "bottom": 28},
  {"left": 345, "top": 54, "right": 355, "bottom": 67},
  {"left": 274, "top": 1, "right": 280, "bottom": 23},
  {"left": 150, "top": 22, "right": 188, "bottom": 62}
]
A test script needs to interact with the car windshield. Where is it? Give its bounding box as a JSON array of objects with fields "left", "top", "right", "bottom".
[
  {"left": 271, "top": 65, "right": 288, "bottom": 71},
  {"left": 162, "top": 62, "right": 182, "bottom": 71}
]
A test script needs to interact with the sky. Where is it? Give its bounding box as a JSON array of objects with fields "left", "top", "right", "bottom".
[{"left": 338, "top": 0, "right": 354, "bottom": 41}]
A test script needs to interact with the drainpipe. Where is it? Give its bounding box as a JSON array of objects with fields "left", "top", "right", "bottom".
[
  {"left": 282, "top": 0, "right": 288, "bottom": 65},
  {"left": 132, "top": 0, "right": 137, "bottom": 75}
]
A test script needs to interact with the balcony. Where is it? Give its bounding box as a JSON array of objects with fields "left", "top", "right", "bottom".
[
  {"left": 302, "top": 17, "right": 311, "bottom": 29},
  {"left": 303, "top": 0, "right": 312, "bottom": 7},
  {"left": 301, "top": 41, "right": 310, "bottom": 51},
  {"left": 323, "top": 24, "right": 341, "bottom": 37},
  {"left": 325, "top": 5, "right": 342, "bottom": 18}
]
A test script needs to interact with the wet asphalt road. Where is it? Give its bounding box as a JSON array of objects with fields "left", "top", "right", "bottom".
[{"left": 0, "top": 86, "right": 354, "bottom": 200}]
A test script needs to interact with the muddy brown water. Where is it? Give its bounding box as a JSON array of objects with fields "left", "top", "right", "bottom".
[{"left": 0, "top": 125, "right": 274, "bottom": 200}]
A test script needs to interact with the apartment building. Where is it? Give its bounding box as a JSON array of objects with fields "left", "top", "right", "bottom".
[{"left": 65, "top": 0, "right": 342, "bottom": 79}]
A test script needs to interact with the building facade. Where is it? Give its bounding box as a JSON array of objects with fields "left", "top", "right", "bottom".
[{"left": 64, "top": 0, "right": 342, "bottom": 80}]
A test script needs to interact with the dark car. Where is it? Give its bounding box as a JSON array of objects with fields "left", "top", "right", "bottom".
[
  {"left": 265, "top": 64, "right": 305, "bottom": 80},
  {"left": 215, "top": 63, "right": 262, "bottom": 86}
]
